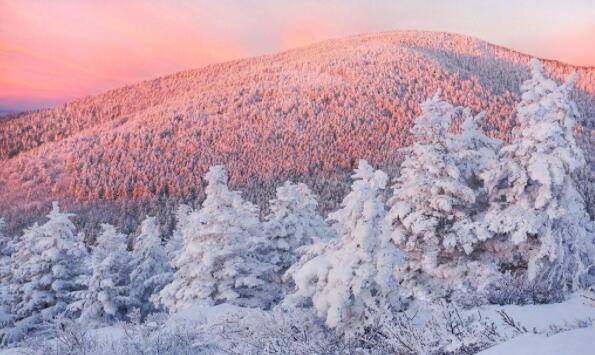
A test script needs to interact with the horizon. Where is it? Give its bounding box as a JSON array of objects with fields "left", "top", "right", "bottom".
[{"left": 1, "top": 0, "right": 594, "bottom": 112}]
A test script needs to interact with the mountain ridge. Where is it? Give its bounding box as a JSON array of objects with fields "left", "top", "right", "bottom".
[{"left": 1, "top": 30, "right": 593, "bottom": 234}]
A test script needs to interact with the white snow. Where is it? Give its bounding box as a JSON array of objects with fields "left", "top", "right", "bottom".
[
  {"left": 477, "top": 294, "right": 595, "bottom": 354},
  {"left": 480, "top": 328, "right": 595, "bottom": 355}
]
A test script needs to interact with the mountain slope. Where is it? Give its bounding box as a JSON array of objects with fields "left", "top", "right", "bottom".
[{"left": 1, "top": 30, "right": 593, "bottom": 232}]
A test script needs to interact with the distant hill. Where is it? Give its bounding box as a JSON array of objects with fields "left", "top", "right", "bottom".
[{"left": 1, "top": 30, "right": 593, "bottom": 234}]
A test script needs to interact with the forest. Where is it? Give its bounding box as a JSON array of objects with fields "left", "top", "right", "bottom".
[
  {"left": 1, "top": 60, "right": 593, "bottom": 354},
  {"left": 0, "top": 31, "right": 593, "bottom": 238}
]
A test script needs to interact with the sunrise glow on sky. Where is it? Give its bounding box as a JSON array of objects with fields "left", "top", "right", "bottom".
[{"left": 1, "top": 0, "right": 594, "bottom": 112}]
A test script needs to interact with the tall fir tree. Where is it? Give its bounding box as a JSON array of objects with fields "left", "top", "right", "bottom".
[
  {"left": 385, "top": 93, "right": 496, "bottom": 301},
  {"left": 165, "top": 204, "right": 193, "bottom": 266},
  {"left": 158, "top": 166, "right": 280, "bottom": 312},
  {"left": 78, "top": 224, "right": 134, "bottom": 324},
  {"left": 130, "top": 216, "right": 172, "bottom": 320},
  {"left": 286, "top": 160, "right": 405, "bottom": 336},
  {"left": 482, "top": 59, "right": 595, "bottom": 299},
  {"left": 0, "top": 219, "right": 15, "bottom": 336},
  {"left": 264, "top": 181, "right": 333, "bottom": 280},
  {"left": 7, "top": 203, "right": 87, "bottom": 341}
]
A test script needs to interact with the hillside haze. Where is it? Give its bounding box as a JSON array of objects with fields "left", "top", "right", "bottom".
[{"left": 1, "top": 30, "right": 594, "bottom": 233}]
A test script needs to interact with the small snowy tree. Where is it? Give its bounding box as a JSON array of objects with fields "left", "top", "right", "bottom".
[
  {"left": 78, "top": 224, "right": 134, "bottom": 324},
  {"left": 0, "top": 219, "right": 15, "bottom": 334},
  {"left": 158, "top": 165, "right": 280, "bottom": 312},
  {"left": 165, "top": 204, "right": 192, "bottom": 263},
  {"left": 482, "top": 59, "right": 595, "bottom": 298},
  {"left": 7, "top": 203, "right": 87, "bottom": 341},
  {"left": 265, "top": 181, "right": 333, "bottom": 278},
  {"left": 285, "top": 160, "right": 405, "bottom": 336},
  {"left": 130, "top": 216, "right": 172, "bottom": 320}
]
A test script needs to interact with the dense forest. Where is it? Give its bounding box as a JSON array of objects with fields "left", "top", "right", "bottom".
[
  {"left": 1, "top": 60, "right": 593, "bottom": 354},
  {"left": 0, "top": 30, "right": 594, "bottom": 237}
]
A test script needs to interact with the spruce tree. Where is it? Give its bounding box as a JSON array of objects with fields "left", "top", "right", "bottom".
[
  {"left": 264, "top": 181, "right": 333, "bottom": 277},
  {"left": 130, "top": 216, "right": 172, "bottom": 320},
  {"left": 385, "top": 93, "right": 494, "bottom": 301},
  {"left": 78, "top": 224, "right": 133, "bottom": 324},
  {"left": 0, "top": 219, "right": 15, "bottom": 336},
  {"left": 158, "top": 166, "right": 280, "bottom": 312},
  {"left": 8, "top": 203, "right": 87, "bottom": 340},
  {"left": 286, "top": 160, "right": 405, "bottom": 336},
  {"left": 482, "top": 59, "right": 595, "bottom": 299}
]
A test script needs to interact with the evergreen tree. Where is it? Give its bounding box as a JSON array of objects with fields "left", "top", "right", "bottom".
[
  {"left": 165, "top": 204, "right": 192, "bottom": 263},
  {"left": 482, "top": 59, "right": 595, "bottom": 298},
  {"left": 78, "top": 224, "right": 134, "bottom": 324},
  {"left": 265, "top": 181, "right": 333, "bottom": 278},
  {"left": 0, "top": 219, "right": 15, "bottom": 335},
  {"left": 7, "top": 203, "right": 87, "bottom": 340},
  {"left": 158, "top": 165, "right": 280, "bottom": 312},
  {"left": 130, "top": 216, "right": 172, "bottom": 320},
  {"left": 285, "top": 160, "right": 405, "bottom": 336},
  {"left": 449, "top": 108, "right": 501, "bottom": 188},
  {"left": 385, "top": 93, "right": 495, "bottom": 301}
]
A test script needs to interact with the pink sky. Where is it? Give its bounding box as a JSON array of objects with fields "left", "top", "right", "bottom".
[{"left": 1, "top": 0, "right": 593, "bottom": 111}]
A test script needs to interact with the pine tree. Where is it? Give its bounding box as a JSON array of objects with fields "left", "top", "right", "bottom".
[
  {"left": 264, "top": 181, "right": 333, "bottom": 278},
  {"left": 158, "top": 165, "right": 280, "bottom": 312},
  {"left": 7, "top": 203, "right": 87, "bottom": 340},
  {"left": 449, "top": 109, "right": 501, "bottom": 188},
  {"left": 285, "top": 160, "right": 405, "bottom": 336},
  {"left": 130, "top": 216, "right": 172, "bottom": 320},
  {"left": 0, "top": 219, "right": 15, "bottom": 334},
  {"left": 482, "top": 59, "right": 595, "bottom": 298},
  {"left": 78, "top": 224, "right": 134, "bottom": 324},
  {"left": 165, "top": 204, "right": 192, "bottom": 263},
  {"left": 385, "top": 92, "right": 501, "bottom": 301}
]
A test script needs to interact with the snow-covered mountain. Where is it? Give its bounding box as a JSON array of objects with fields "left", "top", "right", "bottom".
[{"left": 1, "top": 30, "right": 593, "bottom": 233}]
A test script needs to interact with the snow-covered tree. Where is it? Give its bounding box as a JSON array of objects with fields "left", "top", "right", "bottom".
[
  {"left": 285, "top": 160, "right": 405, "bottom": 336},
  {"left": 130, "top": 216, "right": 172, "bottom": 320},
  {"left": 0, "top": 219, "right": 15, "bottom": 334},
  {"left": 78, "top": 224, "right": 133, "bottom": 324},
  {"left": 7, "top": 203, "right": 87, "bottom": 340},
  {"left": 165, "top": 204, "right": 192, "bottom": 263},
  {"left": 385, "top": 92, "right": 500, "bottom": 301},
  {"left": 265, "top": 181, "right": 333, "bottom": 277},
  {"left": 482, "top": 59, "right": 595, "bottom": 297},
  {"left": 158, "top": 165, "right": 280, "bottom": 312},
  {"left": 449, "top": 108, "right": 501, "bottom": 187}
]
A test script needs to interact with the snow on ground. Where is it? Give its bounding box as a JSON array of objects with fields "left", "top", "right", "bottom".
[
  {"left": 155, "top": 294, "right": 595, "bottom": 354},
  {"left": 2, "top": 294, "right": 594, "bottom": 354},
  {"left": 478, "top": 294, "right": 595, "bottom": 355},
  {"left": 480, "top": 293, "right": 595, "bottom": 334},
  {"left": 480, "top": 327, "right": 595, "bottom": 355},
  {"left": 166, "top": 303, "right": 253, "bottom": 326}
]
